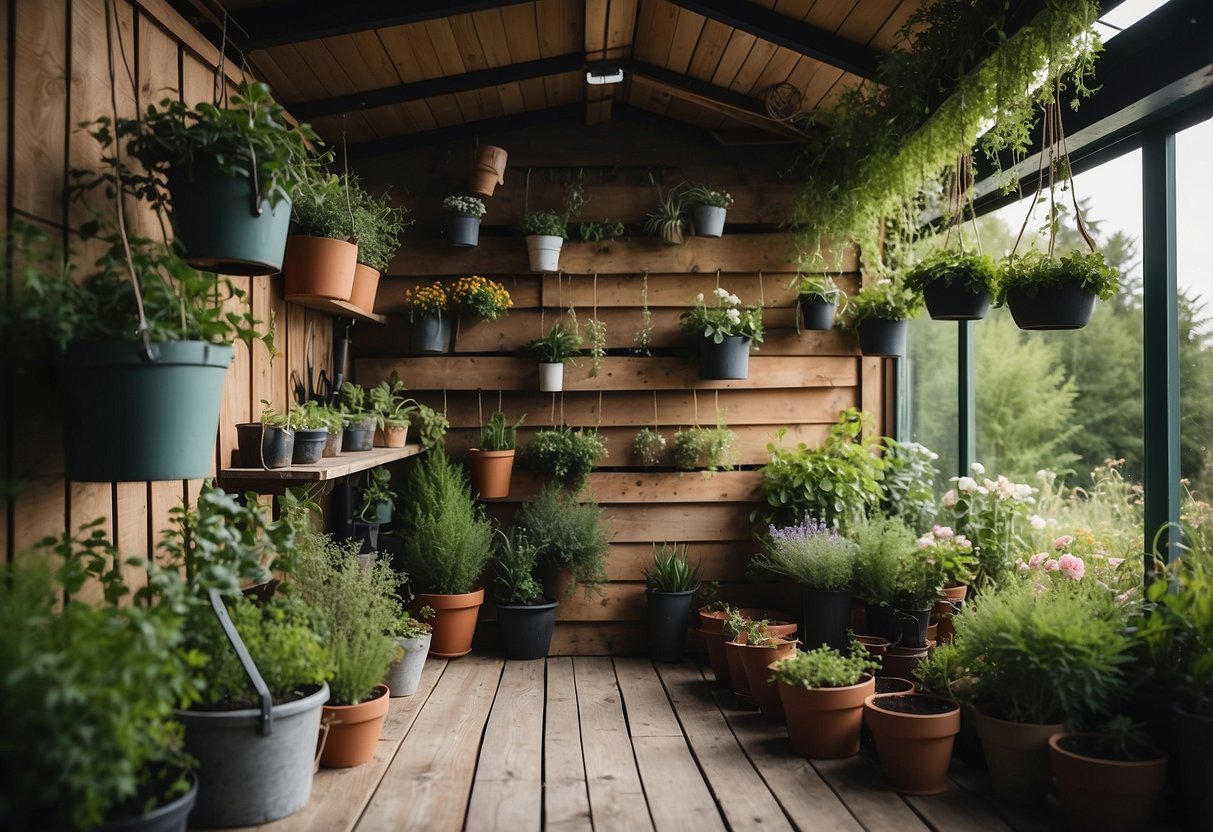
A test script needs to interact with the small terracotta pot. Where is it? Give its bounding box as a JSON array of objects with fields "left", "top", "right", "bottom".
[
  {"left": 348, "top": 263, "right": 381, "bottom": 313},
  {"left": 864, "top": 693, "right": 961, "bottom": 795},
  {"left": 723, "top": 639, "right": 756, "bottom": 703},
  {"left": 780, "top": 673, "right": 875, "bottom": 759},
  {"left": 926, "top": 621, "right": 938, "bottom": 643},
  {"left": 975, "top": 709, "right": 1067, "bottom": 805},
  {"left": 1048, "top": 733, "right": 1168, "bottom": 832},
  {"left": 319, "top": 684, "right": 390, "bottom": 768},
  {"left": 697, "top": 606, "right": 794, "bottom": 634},
  {"left": 379, "top": 424, "right": 409, "bottom": 448},
  {"left": 698, "top": 628, "right": 733, "bottom": 687},
  {"left": 469, "top": 145, "right": 507, "bottom": 197},
  {"left": 413, "top": 587, "right": 485, "bottom": 658},
  {"left": 734, "top": 640, "right": 795, "bottom": 720},
  {"left": 283, "top": 235, "right": 358, "bottom": 301},
  {"left": 467, "top": 449, "right": 516, "bottom": 499}
]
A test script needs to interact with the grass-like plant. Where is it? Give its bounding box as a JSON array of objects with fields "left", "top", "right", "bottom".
[
  {"left": 644, "top": 543, "right": 701, "bottom": 593},
  {"left": 517, "top": 485, "right": 612, "bottom": 595},
  {"left": 492, "top": 528, "right": 546, "bottom": 605},
  {"left": 751, "top": 515, "right": 856, "bottom": 591},
  {"left": 849, "top": 514, "right": 916, "bottom": 607}
]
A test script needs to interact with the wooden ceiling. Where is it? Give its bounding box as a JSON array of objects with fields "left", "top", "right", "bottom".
[{"left": 172, "top": 0, "right": 924, "bottom": 156}]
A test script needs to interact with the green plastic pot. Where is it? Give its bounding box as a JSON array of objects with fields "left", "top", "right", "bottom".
[
  {"left": 59, "top": 340, "right": 232, "bottom": 482},
  {"left": 169, "top": 172, "right": 292, "bottom": 276}
]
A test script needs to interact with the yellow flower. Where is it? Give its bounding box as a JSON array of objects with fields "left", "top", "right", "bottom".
[{"left": 402, "top": 281, "right": 448, "bottom": 315}]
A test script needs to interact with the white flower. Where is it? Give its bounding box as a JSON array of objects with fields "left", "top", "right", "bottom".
[
  {"left": 714, "top": 287, "right": 730, "bottom": 299},
  {"left": 942, "top": 490, "right": 958, "bottom": 507},
  {"left": 725, "top": 308, "right": 741, "bottom": 324},
  {"left": 970, "top": 462, "right": 986, "bottom": 475},
  {"left": 695, "top": 292, "right": 704, "bottom": 303},
  {"left": 1029, "top": 514, "right": 1047, "bottom": 530},
  {"left": 727, "top": 293, "right": 741, "bottom": 306},
  {"left": 957, "top": 476, "right": 978, "bottom": 493}
]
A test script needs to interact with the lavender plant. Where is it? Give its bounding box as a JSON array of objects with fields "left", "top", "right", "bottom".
[{"left": 750, "top": 515, "right": 856, "bottom": 591}]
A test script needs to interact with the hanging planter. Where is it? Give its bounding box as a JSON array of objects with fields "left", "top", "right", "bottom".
[
  {"left": 526, "top": 235, "right": 563, "bottom": 272},
  {"left": 685, "top": 182, "right": 733, "bottom": 238},
  {"left": 469, "top": 144, "right": 507, "bottom": 197},
  {"left": 291, "top": 428, "right": 328, "bottom": 464},
  {"left": 844, "top": 278, "right": 921, "bottom": 358},
  {"left": 282, "top": 236, "right": 358, "bottom": 302},
  {"left": 409, "top": 314, "right": 451, "bottom": 354},
  {"left": 526, "top": 323, "right": 581, "bottom": 392},
  {"left": 1005, "top": 280, "right": 1100, "bottom": 329},
  {"left": 799, "top": 296, "right": 839, "bottom": 331},
  {"left": 698, "top": 335, "right": 751, "bottom": 380},
  {"left": 863, "top": 693, "right": 961, "bottom": 794},
  {"left": 170, "top": 173, "right": 294, "bottom": 276},
  {"left": 442, "top": 196, "right": 487, "bottom": 248},
  {"left": 467, "top": 449, "right": 516, "bottom": 499},
  {"left": 857, "top": 318, "right": 909, "bottom": 357}
]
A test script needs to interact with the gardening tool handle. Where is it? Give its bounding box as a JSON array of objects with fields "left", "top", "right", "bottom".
[{"left": 208, "top": 588, "right": 274, "bottom": 736}]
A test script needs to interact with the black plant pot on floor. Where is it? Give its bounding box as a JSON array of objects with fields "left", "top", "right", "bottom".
[
  {"left": 647, "top": 588, "right": 698, "bottom": 663},
  {"left": 1006, "top": 283, "right": 1098, "bottom": 330},
  {"left": 894, "top": 607, "right": 932, "bottom": 648},
  {"left": 800, "top": 587, "right": 853, "bottom": 652},
  {"left": 856, "top": 318, "right": 908, "bottom": 356},
  {"left": 96, "top": 773, "right": 197, "bottom": 832},
  {"left": 497, "top": 599, "right": 559, "bottom": 660},
  {"left": 864, "top": 603, "right": 898, "bottom": 643},
  {"left": 922, "top": 279, "right": 991, "bottom": 321}
]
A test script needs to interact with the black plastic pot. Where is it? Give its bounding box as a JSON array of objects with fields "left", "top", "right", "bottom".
[
  {"left": 922, "top": 278, "right": 991, "bottom": 321},
  {"left": 699, "top": 334, "right": 751, "bottom": 379},
  {"left": 343, "top": 417, "right": 376, "bottom": 452},
  {"left": 352, "top": 520, "right": 380, "bottom": 554},
  {"left": 1006, "top": 283, "right": 1098, "bottom": 330},
  {"left": 800, "top": 587, "right": 853, "bottom": 652},
  {"left": 894, "top": 607, "right": 932, "bottom": 647},
  {"left": 496, "top": 599, "right": 559, "bottom": 660},
  {"left": 292, "top": 428, "right": 328, "bottom": 464},
  {"left": 646, "top": 587, "right": 698, "bottom": 663},
  {"left": 446, "top": 215, "right": 481, "bottom": 248},
  {"left": 856, "top": 318, "right": 908, "bottom": 356},
  {"left": 236, "top": 423, "right": 295, "bottom": 469},
  {"left": 864, "top": 603, "right": 898, "bottom": 643},
  {"left": 96, "top": 774, "right": 197, "bottom": 832},
  {"left": 410, "top": 314, "right": 451, "bottom": 354},
  {"left": 798, "top": 297, "right": 838, "bottom": 330},
  {"left": 1173, "top": 705, "right": 1213, "bottom": 830}
]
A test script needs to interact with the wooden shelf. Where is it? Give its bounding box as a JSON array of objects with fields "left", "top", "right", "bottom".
[
  {"left": 287, "top": 294, "right": 388, "bottom": 325},
  {"left": 219, "top": 444, "right": 423, "bottom": 488}
]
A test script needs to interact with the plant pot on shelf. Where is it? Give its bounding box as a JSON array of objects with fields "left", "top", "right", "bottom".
[
  {"left": 379, "top": 424, "right": 409, "bottom": 449},
  {"left": 800, "top": 587, "right": 853, "bottom": 652},
  {"left": 469, "top": 145, "right": 507, "bottom": 197},
  {"left": 466, "top": 449, "right": 516, "bottom": 499},
  {"left": 282, "top": 235, "right": 358, "bottom": 302},
  {"left": 781, "top": 673, "right": 876, "bottom": 759},
  {"left": 95, "top": 774, "right": 198, "bottom": 832},
  {"left": 857, "top": 317, "right": 908, "bottom": 357},
  {"left": 178, "top": 683, "right": 329, "bottom": 827},
  {"left": 385, "top": 633, "right": 431, "bottom": 698},
  {"left": 538, "top": 362, "right": 564, "bottom": 392},
  {"left": 691, "top": 205, "right": 727, "bottom": 237},
  {"left": 168, "top": 172, "right": 292, "bottom": 276},
  {"left": 446, "top": 215, "right": 481, "bottom": 248},
  {"left": 646, "top": 588, "right": 698, "bottom": 664},
  {"left": 1170, "top": 705, "right": 1213, "bottom": 830},
  {"left": 799, "top": 296, "right": 838, "bottom": 330},
  {"left": 525, "top": 234, "right": 563, "bottom": 272},
  {"left": 348, "top": 263, "right": 381, "bottom": 313},
  {"left": 738, "top": 641, "right": 797, "bottom": 722},
  {"left": 343, "top": 417, "right": 377, "bottom": 452},
  {"left": 974, "top": 708, "right": 1067, "bottom": 805},
  {"left": 923, "top": 278, "right": 991, "bottom": 321},
  {"left": 236, "top": 423, "right": 295, "bottom": 469},
  {"left": 319, "top": 684, "right": 390, "bottom": 768},
  {"left": 414, "top": 587, "right": 485, "bottom": 658},
  {"left": 864, "top": 693, "right": 961, "bottom": 795},
  {"left": 1048, "top": 733, "right": 1168, "bottom": 832},
  {"left": 1006, "top": 283, "right": 1098, "bottom": 330},
  {"left": 409, "top": 314, "right": 450, "bottom": 354},
  {"left": 496, "top": 598, "right": 559, "bottom": 660},
  {"left": 323, "top": 429, "right": 344, "bottom": 457},
  {"left": 58, "top": 341, "right": 232, "bottom": 482},
  {"left": 699, "top": 335, "right": 751, "bottom": 380},
  {"left": 292, "top": 428, "right": 328, "bottom": 464}
]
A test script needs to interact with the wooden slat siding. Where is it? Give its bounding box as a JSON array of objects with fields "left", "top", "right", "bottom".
[
  {"left": 655, "top": 661, "right": 796, "bottom": 832},
  {"left": 357, "top": 655, "right": 505, "bottom": 832},
  {"left": 574, "top": 657, "right": 656, "bottom": 831},
  {"left": 114, "top": 480, "right": 150, "bottom": 595},
  {"left": 605, "top": 542, "right": 753, "bottom": 581},
  {"left": 544, "top": 657, "right": 595, "bottom": 831},
  {"left": 810, "top": 756, "right": 934, "bottom": 832},
  {"left": 538, "top": 271, "right": 859, "bottom": 308},
  {"left": 547, "top": 580, "right": 798, "bottom": 624},
  {"left": 464, "top": 660, "right": 545, "bottom": 831},
  {"left": 614, "top": 658, "right": 728, "bottom": 832},
  {"left": 508, "top": 470, "right": 763, "bottom": 502}
]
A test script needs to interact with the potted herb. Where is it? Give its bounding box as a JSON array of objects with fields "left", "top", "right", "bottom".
[
  {"left": 307, "top": 400, "right": 347, "bottom": 457},
  {"left": 752, "top": 515, "right": 857, "bottom": 653},
  {"left": 350, "top": 181, "right": 408, "bottom": 313},
  {"left": 290, "top": 400, "right": 331, "bottom": 464},
  {"left": 517, "top": 485, "right": 612, "bottom": 600},
  {"left": 997, "top": 249, "right": 1120, "bottom": 330},
  {"left": 402, "top": 280, "right": 450, "bottom": 354},
  {"left": 78, "top": 81, "right": 315, "bottom": 275},
  {"left": 469, "top": 144, "right": 508, "bottom": 197},
  {"left": 771, "top": 642, "right": 880, "bottom": 758},
  {"left": 520, "top": 426, "right": 607, "bottom": 491},
  {"left": 354, "top": 466, "right": 397, "bottom": 554},
  {"left": 630, "top": 427, "right": 668, "bottom": 467},
  {"left": 684, "top": 182, "right": 734, "bottom": 238},
  {"left": 644, "top": 543, "right": 702, "bottom": 663},
  {"left": 369, "top": 377, "right": 419, "bottom": 447},
  {"left": 903, "top": 248, "right": 998, "bottom": 321},
  {"left": 442, "top": 195, "right": 487, "bottom": 248},
  {"left": 397, "top": 450, "right": 495, "bottom": 658},
  {"left": 492, "top": 528, "right": 560, "bottom": 660},
  {"left": 525, "top": 323, "right": 583, "bottom": 392},
  {"left": 680, "top": 286, "right": 764, "bottom": 380},
  {"left": 794, "top": 274, "right": 846, "bottom": 331},
  {"left": 384, "top": 607, "right": 433, "bottom": 698},
  {"left": 727, "top": 614, "right": 799, "bottom": 714},
  {"left": 849, "top": 515, "right": 916, "bottom": 645},
  {"left": 467, "top": 410, "right": 525, "bottom": 499},
  {"left": 891, "top": 539, "right": 946, "bottom": 649},
  {"left": 843, "top": 278, "right": 923, "bottom": 357},
  {"left": 643, "top": 186, "right": 687, "bottom": 245},
  {"left": 448, "top": 274, "right": 513, "bottom": 321},
  {"left": 863, "top": 690, "right": 962, "bottom": 795},
  {"left": 237, "top": 401, "right": 296, "bottom": 470},
  {"left": 283, "top": 168, "right": 358, "bottom": 302},
  {"left": 696, "top": 605, "right": 796, "bottom": 690},
  {"left": 671, "top": 423, "right": 738, "bottom": 473},
  {"left": 519, "top": 209, "right": 567, "bottom": 272},
  {"left": 338, "top": 382, "right": 377, "bottom": 452}
]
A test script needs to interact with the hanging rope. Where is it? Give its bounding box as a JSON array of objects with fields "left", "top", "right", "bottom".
[
  {"left": 652, "top": 390, "right": 659, "bottom": 430},
  {"left": 757, "top": 270, "right": 765, "bottom": 309},
  {"left": 596, "top": 390, "right": 603, "bottom": 428},
  {"left": 476, "top": 388, "right": 483, "bottom": 428},
  {"left": 692, "top": 389, "right": 700, "bottom": 428}
]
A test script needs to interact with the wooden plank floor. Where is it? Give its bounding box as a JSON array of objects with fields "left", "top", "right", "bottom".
[{"left": 226, "top": 655, "right": 1070, "bottom": 832}]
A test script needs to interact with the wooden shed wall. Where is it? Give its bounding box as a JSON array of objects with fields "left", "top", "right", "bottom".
[{"left": 0, "top": 0, "right": 335, "bottom": 578}]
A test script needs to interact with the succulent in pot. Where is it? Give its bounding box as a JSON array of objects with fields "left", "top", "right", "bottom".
[
  {"left": 680, "top": 286, "right": 764, "bottom": 380},
  {"left": 842, "top": 277, "right": 922, "bottom": 357},
  {"left": 644, "top": 543, "right": 702, "bottom": 663},
  {"left": 996, "top": 249, "right": 1119, "bottom": 330},
  {"left": 902, "top": 248, "right": 998, "bottom": 321},
  {"left": 442, "top": 195, "right": 487, "bottom": 248},
  {"left": 492, "top": 527, "right": 559, "bottom": 660}
]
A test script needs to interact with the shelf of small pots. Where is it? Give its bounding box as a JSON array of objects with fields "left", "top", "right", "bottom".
[
  {"left": 385, "top": 607, "right": 434, "bottom": 698},
  {"left": 794, "top": 274, "right": 847, "bottom": 331},
  {"left": 997, "top": 249, "right": 1120, "bottom": 331},
  {"left": 369, "top": 378, "right": 420, "bottom": 448},
  {"left": 525, "top": 323, "right": 583, "bottom": 392},
  {"left": 722, "top": 609, "right": 799, "bottom": 704},
  {"left": 843, "top": 278, "right": 922, "bottom": 358},
  {"left": 467, "top": 411, "right": 525, "bottom": 499},
  {"left": 683, "top": 182, "right": 733, "bottom": 238},
  {"left": 519, "top": 210, "right": 567, "bottom": 273},
  {"left": 679, "top": 286, "right": 764, "bottom": 380},
  {"left": 442, "top": 195, "right": 487, "bottom": 248},
  {"left": 643, "top": 543, "right": 702, "bottom": 664},
  {"left": 469, "top": 144, "right": 507, "bottom": 197},
  {"left": 491, "top": 528, "right": 560, "bottom": 660},
  {"left": 402, "top": 281, "right": 451, "bottom": 354},
  {"left": 903, "top": 249, "right": 998, "bottom": 321},
  {"left": 338, "top": 382, "right": 378, "bottom": 452},
  {"left": 771, "top": 641, "right": 880, "bottom": 759},
  {"left": 237, "top": 401, "right": 297, "bottom": 470}
]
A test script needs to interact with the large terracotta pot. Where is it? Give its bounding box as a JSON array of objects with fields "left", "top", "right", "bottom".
[
  {"left": 283, "top": 235, "right": 358, "bottom": 301},
  {"left": 864, "top": 693, "right": 961, "bottom": 795},
  {"left": 413, "top": 587, "right": 485, "bottom": 658},
  {"left": 724, "top": 639, "right": 755, "bottom": 703},
  {"left": 733, "top": 640, "right": 796, "bottom": 720},
  {"left": 319, "top": 684, "right": 390, "bottom": 768},
  {"left": 467, "top": 449, "right": 515, "bottom": 499},
  {"left": 1048, "top": 733, "right": 1168, "bottom": 832},
  {"left": 974, "top": 708, "right": 1066, "bottom": 805},
  {"left": 469, "top": 144, "right": 507, "bottom": 197},
  {"left": 780, "top": 673, "right": 875, "bottom": 759},
  {"left": 348, "top": 263, "right": 381, "bottom": 313}
]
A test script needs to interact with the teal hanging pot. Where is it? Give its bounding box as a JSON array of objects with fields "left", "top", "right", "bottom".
[
  {"left": 59, "top": 341, "right": 232, "bottom": 482},
  {"left": 169, "top": 172, "right": 292, "bottom": 277}
]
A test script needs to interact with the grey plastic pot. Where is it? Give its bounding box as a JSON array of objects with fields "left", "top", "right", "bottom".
[
  {"left": 235, "top": 423, "right": 295, "bottom": 469},
  {"left": 177, "top": 682, "right": 329, "bottom": 828},
  {"left": 385, "top": 633, "right": 432, "bottom": 697},
  {"left": 343, "top": 417, "right": 376, "bottom": 451},
  {"left": 95, "top": 773, "right": 197, "bottom": 832},
  {"left": 292, "top": 428, "right": 328, "bottom": 464},
  {"left": 691, "top": 205, "right": 726, "bottom": 237},
  {"left": 446, "top": 215, "right": 481, "bottom": 248}
]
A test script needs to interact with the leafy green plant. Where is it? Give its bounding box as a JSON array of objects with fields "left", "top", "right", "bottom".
[
  {"left": 291, "top": 166, "right": 355, "bottom": 240},
  {"left": 350, "top": 180, "right": 409, "bottom": 272},
  {"left": 849, "top": 515, "right": 916, "bottom": 607},
  {"left": 643, "top": 187, "right": 686, "bottom": 243},
  {"left": 492, "top": 527, "right": 546, "bottom": 605},
  {"left": 517, "top": 485, "right": 612, "bottom": 596},
  {"left": 880, "top": 439, "right": 939, "bottom": 531},
  {"left": 398, "top": 449, "right": 494, "bottom": 595},
  {"left": 480, "top": 410, "right": 524, "bottom": 451},
  {"left": 630, "top": 428, "right": 668, "bottom": 467},
  {"left": 903, "top": 248, "right": 999, "bottom": 295},
  {"left": 295, "top": 400, "right": 343, "bottom": 433},
  {"left": 339, "top": 381, "right": 373, "bottom": 419},
  {"left": 633, "top": 272, "right": 653, "bottom": 355},
  {"left": 644, "top": 543, "right": 701, "bottom": 593},
  {"left": 770, "top": 642, "right": 880, "bottom": 689},
  {"left": 519, "top": 210, "right": 567, "bottom": 239},
  {"left": 680, "top": 286, "right": 764, "bottom": 344},
  {"left": 894, "top": 542, "right": 946, "bottom": 610},
  {"left": 357, "top": 467, "right": 397, "bottom": 522},
  {"left": 683, "top": 182, "right": 734, "bottom": 209},
  {"left": 394, "top": 606, "right": 434, "bottom": 640},
  {"left": 751, "top": 515, "right": 856, "bottom": 591},
  {"left": 995, "top": 249, "right": 1120, "bottom": 304},
  {"left": 842, "top": 278, "right": 923, "bottom": 327},
  {"left": 578, "top": 220, "right": 625, "bottom": 242},
  {"left": 525, "top": 322, "right": 583, "bottom": 363},
  {"left": 725, "top": 609, "right": 778, "bottom": 645},
  {"left": 672, "top": 425, "right": 737, "bottom": 473},
  {"left": 521, "top": 426, "right": 607, "bottom": 491},
  {"left": 369, "top": 377, "right": 419, "bottom": 430},
  {"left": 442, "top": 195, "right": 487, "bottom": 217}
]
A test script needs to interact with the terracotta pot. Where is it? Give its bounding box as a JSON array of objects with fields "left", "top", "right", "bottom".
[
  {"left": 413, "top": 587, "right": 485, "bottom": 658},
  {"left": 875, "top": 677, "right": 916, "bottom": 695},
  {"left": 864, "top": 693, "right": 961, "bottom": 795},
  {"left": 926, "top": 621, "right": 938, "bottom": 643},
  {"left": 283, "top": 235, "right": 358, "bottom": 301},
  {"left": 467, "top": 449, "right": 515, "bottom": 499},
  {"left": 348, "top": 263, "right": 381, "bottom": 313},
  {"left": 734, "top": 640, "right": 795, "bottom": 721},
  {"left": 933, "top": 583, "right": 969, "bottom": 616},
  {"left": 780, "top": 673, "right": 875, "bottom": 759},
  {"left": 724, "top": 639, "right": 756, "bottom": 703},
  {"left": 698, "top": 628, "right": 733, "bottom": 687},
  {"left": 975, "top": 708, "right": 1066, "bottom": 805},
  {"left": 379, "top": 424, "right": 408, "bottom": 448},
  {"left": 1049, "top": 733, "right": 1167, "bottom": 832},
  {"left": 319, "top": 684, "right": 390, "bottom": 768},
  {"left": 855, "top": 635, "right": 891, "bottom": 658},
  {"left": 879, "top": 645, "right": 928, "bottom": 679},
  {"left": 469, "top": 144, "right": 507, "bottom": 197},
  {"left": 697, "top": 606, "right": 794, "bottom": 634}
]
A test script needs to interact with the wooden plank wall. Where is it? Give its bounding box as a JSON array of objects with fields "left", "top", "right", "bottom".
[
  {"left": 352, "top": 118, "right": 890, "bottom": 654},
  {"left": 1, "top": 0, "right": 333, "bottom": 571}
]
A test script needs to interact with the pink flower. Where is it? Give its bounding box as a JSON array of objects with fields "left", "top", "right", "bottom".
[
  {"left": 917, "top": 534, "right": 933, "bottom": 549},
  {"left": 1044, "top": 558, "right": 1060, "bottom": 572},
  {"left": 942, "top": 490, "right": 958, "bottom": 508},
  {"left": 1107, "top": 557, "right": 1125, "bottom": 570},
  {"left": 933, "top": 525, "right": 955, "bottom": 540},
  {"left": 1058, "top": 553, "right": 1085, "bottom": 580},
  {"left": 1015, "top": 558, "right": 1028, "bottom": 571},
  {"left": 1053, "top": 535, "right": 1074, "bottom": 551},
  {"left": 1028, "top": 552, "right": 1049, "bottom": 569}
]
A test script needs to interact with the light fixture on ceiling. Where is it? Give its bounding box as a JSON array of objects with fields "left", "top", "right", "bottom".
[{"left": 585, "top": 62, "right": 624, "bottom": 85}]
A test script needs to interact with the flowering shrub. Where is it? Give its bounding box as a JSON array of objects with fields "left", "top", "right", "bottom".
[
  {"left": 401, "top": 281, "right": 447, "bottom": 316},
  {"left": 750, "top": 515, "right": 856, "bottom": 591},
  {"left": 684, "top": 182, "right": 734, "bottom": 209},
  {"left": 448, "top": 275, "right": 511, "bottom": 320},
  {"left": 680, "top": 286, "right": 764, "bottom": 344},
  {"left": 916, "top": 524, "right": 977, "bottom": 588},
  {"left": 940, "top": 462, "right": 1036, "bottom": 588},
  {"left": 441, "top": 195, "right": 487, "bottom": 217}
]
